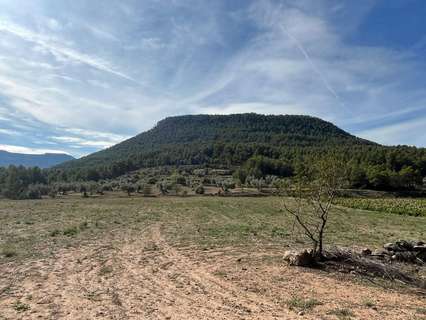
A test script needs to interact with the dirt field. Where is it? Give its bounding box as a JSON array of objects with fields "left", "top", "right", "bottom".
[{"left": 1, "top": 196, "right": 425, "bottom": 319}]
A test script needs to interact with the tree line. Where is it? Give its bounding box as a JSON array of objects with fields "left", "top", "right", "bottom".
[
  {"left": 51, "top": 144, "right": 425, "bottom": 186},
  {"left": 1, "top": 144, "right": 425, "bottom": 200}
]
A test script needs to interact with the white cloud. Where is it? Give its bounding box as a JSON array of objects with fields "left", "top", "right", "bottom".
[
  {"left": 0, "top": 144, "right": 70, "bottom": 155},
  {"left": 0, "top": 19, "right": 135, "bottom": 82},
  {"left": 84, "top": 24, "right": 118, "bottom": 42},
  {"left": 45, "top": 18, "right": 61, "bottom": 31},
  {"left": 199, "top": 102, "right": 311, "bottom": 117},
  {"left": 0, "top": 128, "right": 20, "bottom": 136},
  {"left": 357, "top": 117, "right": 426, "bottom": 147},
  {"left": 51, "top": 129, "right": 128, "bottom": 149},
  {"left": 87, "top": 79, "right": 111, "bottom": 89},
  {"left": 51, "top": 136, "right": 120, "bottom": 148},
  {"left": 0, "top": 0, "right": 425, "bottom": 155},
  {"left": 62, "top": 128, "right": 128, "bottom": 141}
]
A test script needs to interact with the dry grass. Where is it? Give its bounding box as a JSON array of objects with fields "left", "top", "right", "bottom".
[{"left": 0, "top": 195, "right": 425, "bottom": 319}]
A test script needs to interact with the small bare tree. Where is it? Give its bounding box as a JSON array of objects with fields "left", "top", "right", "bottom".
[{"left": 282, "top": 156, "right": 347, "bottom": 260}]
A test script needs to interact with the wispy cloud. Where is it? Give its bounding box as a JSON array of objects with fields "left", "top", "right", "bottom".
[
  {"left": 279, "top": 24, "right": 341, "bottom": 102},
  {"left": 0, "top": 128, "right": 20, "bottom": 136},
  {"left": 51, "top": 136, "right": 121, "bottom": 148},
  {"left": 0, "top": 144, "right": 70, "bottom": 155},
  {"left": 0, "top": 19, "right": 135, "bottom": 82},
  {"left": 357, "top": 116, "right": 426, "bottom": 147},
  {"left": 0, "top": 0, "right": 425, "bottom": 156}
]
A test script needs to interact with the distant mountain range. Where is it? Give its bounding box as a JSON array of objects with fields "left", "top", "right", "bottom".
[{"left": 0, "top": 150, "right": 74, "bottom": 168}]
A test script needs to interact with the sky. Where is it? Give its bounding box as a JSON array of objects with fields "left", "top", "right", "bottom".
[{"left": 0, "top": 0, "right": 425, "bottom": 157}]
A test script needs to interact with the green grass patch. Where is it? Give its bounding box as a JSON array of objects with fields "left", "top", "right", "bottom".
[
  {"left": 362, "top": 298, "right": 376, "bottom": 308},
  {"left": 1, "top": 245, "right": 18, "bottom": 258},
  {"left": 336, "top": 197, "right": 426, "bottom": 217},
  {"left": 416, "top": 307, "right": 426, "bottom": 315},
  {"left": 12, "top": 301, "right": 30, "bottom": 312},
  {"left": 286, "top": 296, "right": 322, "bottom": 312},
  {"left": 63, "top": 226, "right": 79, "bottom": 236},
  {"left": 271, "top": 226, "right": 288, "bottom": 238},
  {"left": 0, "top": 196, "right": 425, "bottom": 263}
]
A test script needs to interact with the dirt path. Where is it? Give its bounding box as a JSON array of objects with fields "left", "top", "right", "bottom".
[
  {"left": 0, "top": 225, "right": 290, "bottom": 319},
  {"left": 0, "top": 224, "right": 424, "bottom": 319}
]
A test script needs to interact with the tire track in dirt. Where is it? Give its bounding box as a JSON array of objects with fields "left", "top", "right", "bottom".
[
  {"left": 1, "top": 223, "right": 423, "bottom": 319},
  {"left": 111, "top": 224, "right": 290, "bottom": 319},
  {"left": 0, "top": 225, "right": 294, "bottom": 319}
]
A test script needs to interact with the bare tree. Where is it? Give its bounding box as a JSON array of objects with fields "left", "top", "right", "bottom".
[{"left": 282, "top": 156, "right": 347, "bottom": 260}]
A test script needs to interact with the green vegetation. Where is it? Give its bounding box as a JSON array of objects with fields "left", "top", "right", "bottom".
[
  {"left": 1, "top": 114, "right": 425, "bottom": 200},
  {"left": 1, "top": 245, "right": 17, "bottom": 258},
  {"left": 62, "top": 226, "right": 80, "bottom": 236},
  {"left": 281, "top": 155, "right": 347, "bottom": 259},
  {"left": 1, "top": 196, "right": 424, "bottom": 262},
  {"left": 0, "top": 166, "right": 46, "bottom": 199},
  {"left": 336, "top": 198, "right": 426, "bottom": 217},
  {"left": 286, "top": 296, "right": 322, "bottom": 312},
  {"left": 50, "top": 114, "right": 425, "bottom": 191},
  {"left": 57, "top": 113, "right": 367, "bottom": 173},
  {"left": 362, "top": 298, "right": 376, "bottom": 308},
  {"left": 11, "top": 301, "right": 30, "bottom": 312}
]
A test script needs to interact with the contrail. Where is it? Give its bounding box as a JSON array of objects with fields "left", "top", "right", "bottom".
[{"left": 280, "top": 24, "right": 341, "bottom": 102}]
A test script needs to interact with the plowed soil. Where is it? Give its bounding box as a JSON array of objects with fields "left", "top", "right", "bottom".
[{"left": 1, "top": 223, "right": 424, "bottom": 320}]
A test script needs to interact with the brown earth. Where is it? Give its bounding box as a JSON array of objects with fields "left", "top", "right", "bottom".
[{"left": 1, "top": 224, "right": 424, "bottom": 320}]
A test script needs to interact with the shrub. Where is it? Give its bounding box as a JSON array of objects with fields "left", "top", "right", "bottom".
[
  {"left": 286, "top": 296, "right": 322, "bottom": 312},
  {"left": 148, "top": 177, "right": 158, "bottom": 184},
  {"left": 1, "top": 245, "right": 17, "bottom": 258},
  {"left": 12, "top": 301, "right": 30, "bottom": 312},
  {"left": 49, "top": 229, "right": 61, "bottom": 237},
  {"left": 121, "top": 184, "right": 135, "bottom": 196},
  {"left": 195, "top": 185, "right": 205, "bottom": 195},
  {"left": 25, "top": 184, "right": 42, "bottom": 199},
  {"left": 63, "top": 226, "right": 79, "bottom": 236}
]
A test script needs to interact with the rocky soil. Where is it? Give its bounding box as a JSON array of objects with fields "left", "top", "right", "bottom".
[{"left": 1, "top": 227, "right": 425, "bottom": 319}]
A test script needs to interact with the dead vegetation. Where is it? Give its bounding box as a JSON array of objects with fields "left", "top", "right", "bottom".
[{"left": 322, "top": 247, "right": 426, "bottom": 291}]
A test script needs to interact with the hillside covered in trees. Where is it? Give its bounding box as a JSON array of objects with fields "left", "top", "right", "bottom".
[
  {"left": 50, "top": 114, "right": 425, "bottom": 187},
  {"left": 56, "top": 113, "right": 372, "bottom": 174},
  {"left": 1, "top": 114, "right": 425, "bottom": 199}
]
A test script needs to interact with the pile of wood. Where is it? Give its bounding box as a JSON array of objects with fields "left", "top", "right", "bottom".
[{"left": 366, "top": 240, "right": 426, "bottom": 264}]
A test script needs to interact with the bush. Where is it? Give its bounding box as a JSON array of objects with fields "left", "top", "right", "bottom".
[
  {"left": 63, "top": 226, "right": 79, "bottom": 236},
  {"left": 1, "top": 245, "right": 17, "bottom": 258},
  {"left": 195, "top": 184, "right": 205, "bottom": 195},
  {"left": 286, "top": 296, "right": 322, "bottom": 312},
  {"left": 25, "top": 184, "right": 42, "bottom": 199},
  {"left": 148, "top": 177, "right": 158, "bottom": 184},
  {"left": 121, "top": 184, "right": 135, "bottom": 196},
  {"left": 12, "top": 301, "right": 30, "bottom": 312},
  {"left": 49, "top": 229, "right": 61, "bottom": 237},
  {"left": 173, "top": 174, "right": 187, "bottom": 186},
  {"left": 48, "top": 189, "right": 57, "bottom": 198}
]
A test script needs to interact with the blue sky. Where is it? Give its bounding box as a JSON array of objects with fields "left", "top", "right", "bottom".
[{"left": 0, "top": 0, "right": 425, "bottom": 157}]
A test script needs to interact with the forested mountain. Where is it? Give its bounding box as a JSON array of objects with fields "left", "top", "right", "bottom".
[
  {"left": 0, "top": 150, "right": 74, "bottom": 168},
  {"left": 1, "top": 114, "right": 425, "bottom": 198},
  {"left": 51, "top": 114, "right": 426, "bottom": 189},
  {"left": 57, "top": 113, "right": 372, "bottom": 172}
]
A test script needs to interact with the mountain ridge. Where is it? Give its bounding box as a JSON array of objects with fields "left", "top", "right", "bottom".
[
  {"left": 57, "top": 113, "right": 375, "bottom": 172},
  {"left": 0, "top": 150, "right": 74, "bottom": 168}
]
